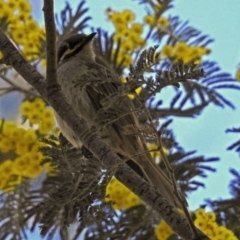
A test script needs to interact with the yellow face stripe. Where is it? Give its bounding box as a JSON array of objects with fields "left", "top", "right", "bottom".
[{"left": 60, "top": 42, "right": 82, "bottom": 60}]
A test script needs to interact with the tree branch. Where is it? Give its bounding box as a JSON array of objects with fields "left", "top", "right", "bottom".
[
  {"left": 0, "top": 28, "right": 209, "bottom": 240},
  {"left": 42, "top": 0, "right": 57, "bottom": 86}
]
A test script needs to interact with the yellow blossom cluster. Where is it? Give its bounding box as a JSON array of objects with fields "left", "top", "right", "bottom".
[
  {"left": 105, "top": 177, "right": 141, "bottom": 209},
  {"left": 20, "top": 97, "right": 55, "bottom": 135},
  {"left": 155, "top": 208, "right": 237, "bottom": 240},
  {"left": 0, "top": 0, "right": 45, "bottom": 63},
  {"left": 143, "top": 2, "right": 169, "bottom": 29},
  {"left": 161, "top": 42, "right": 211, "bottom": 64},
  {"left": 0, "top": 98, "right": 57, "bottom": 191},
  {"left": 144, "top": 15, "right": 169, "bottom": 28},
  {"left": 194, "top": 208, "right": 237, "bottom": 240},
  {"left": 0, "top": 121, "right": 51, "bottom": 191},
  {"left": 106, "top": 8, "right": 145, "bottom": 67}
]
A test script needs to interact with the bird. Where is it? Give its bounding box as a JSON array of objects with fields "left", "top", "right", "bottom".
[{"left": 55, "top": 32, "right": 186, "bottom": 208}]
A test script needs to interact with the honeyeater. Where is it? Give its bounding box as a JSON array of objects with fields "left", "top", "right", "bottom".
[{"left": 55, "top": 32, "right": 186, "bottom": 208}]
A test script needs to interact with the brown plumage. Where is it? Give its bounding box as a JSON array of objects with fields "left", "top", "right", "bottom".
[{"left": 55, "top": 32, "right": 187, "bottom": 208}]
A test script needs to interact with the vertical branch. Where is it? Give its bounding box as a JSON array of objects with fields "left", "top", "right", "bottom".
[{"left": 42, "top": 0, "right": 57, "bottom": 86}]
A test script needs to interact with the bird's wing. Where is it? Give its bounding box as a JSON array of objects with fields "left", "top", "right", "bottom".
[
  {"left": 71, "top": 60, "right": 186, "bottom": 208},
  {"left": 72, "top": 61, "right": 143, "bottom": 155}
]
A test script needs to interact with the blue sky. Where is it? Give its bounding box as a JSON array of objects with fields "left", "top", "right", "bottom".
[{"left": 3, "top": 0, "right": 240, "bottom": 238}]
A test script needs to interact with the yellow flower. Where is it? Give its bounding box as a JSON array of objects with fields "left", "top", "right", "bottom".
[
  {"left": 38, "top": 119, "right": 55, "bottom": 134},
  {"left": 129, "top": 31, "right": 140, "bottom": 42},
  {"left": 0, "top": 51, "right": 3, "bottom": 59},
  {"left": 28, "top": 110, "right": 42, "bottom": 124},
  {"left": 26, "top": 161, "right": 43, "bottom": 178},
  {"left": 235, "top": 68, "right": 240, "bottom": 81},
  {"left": 121, "top": 39, "right": 134, "bottom": 52},
  {"left": 24, "top": 40, "right": 40, "bottom": 54},
  {"left": 194, "top": 209, "right": 237, "bottom": 240},
  {"left": 0, "top": 160, "right": 14, "bottom": 177},
  {"left": 2, "top": 121, "right": 17, "bottom": 136},
  {"left": 15, "top": 141, "right": 29, "bottom": 155},
  {"left": 17, "top": 0, "right": 32, "bottom": 13},
  {"left": 157, "top": 17, "right": 169, "bottom": 27},
  {"left": 14, "top": 155, "right": 30, "bottom": 175},
  {"left": 23, "top": 129, "right": 37, "bottom": 144},
  {"left": 42, "top": 108, "right": 54, "bottom": 120},
  {"left": 205, "top": 211, "right": 216, "bottom": 222},
  {"left": 122, "top": 9, "right": 135, "bottom": 22},
  {"left": 30, "top": 151, "right": 43, "bottom": 162},
  {"left": 11, "top": 28, "right": 26, "bottom": 45},
  {"left": 0, "top": 2, "right": 4, "bottom": 12},
  {"left": 17, "top": 11, "right": 31, "bottom": 22},
  {"left": 9, "top": 127, "right": 25, "bottom": 142},
  {"left": 8, "top": 16, "right": 22, "bottom": 29},
  {"left": 188, "top": 46, "right": 206, "bottom": 59},
  {"left": 143, "top": 15, "right": 156, "bottom": 26},
  {"left": 105, "top": 177, "right": 141, "bottom": 209},
  {"left": 162, "top": 45, "right": 174, "bottom": 57},
  {"left": 155, "top": 219, "right": 174, "bottom": 240},
  {"left": 174, "top": 42, "right": 190, "bottom": 60},
  {"left": 25, "top": 19, "right": 39, "bottom": 32},
  {"left": 195, "top": 208, "right": 206, "bottom": 218},
  {"left": 25, "top": 152, "right": 43, "bottom": 178},
  {"left": 115, "top": 23, "right": 126, "bottom": 34},
  {"left": 0, "top": 159, "right": 21, "bottom": 191},
  {"left": 0, "top": 137, "right": 14, "bottom": 152},
  {"left": 131, "top": 23, "right": 143, "bottom": 35},
  {"left": 135, "top": 37, "right": 146, "bottom": 48},
  {"left": 32, "top": 97, "right": 46, "bottom": 110},
  {"left": 7, "top": 0, "right": 19, "bottom": 10},
  {"left": 20, "top": 100, "right": 32, "bottom": 116},
  {"left": 109, "top": 12, "right": 125, "bottom": 25},
  {"left": 122, "top": 28, "right": 132, "bottom": 38},
  {"left": 0, "top": 4, "right": 12, "bottom": 19}
]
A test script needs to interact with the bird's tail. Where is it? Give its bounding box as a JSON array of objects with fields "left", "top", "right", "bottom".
[{"left": 136, "top": 154, "right": 187, "bottom": 208}]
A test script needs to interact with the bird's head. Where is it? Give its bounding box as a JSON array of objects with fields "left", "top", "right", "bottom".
[{"left": 57, "top": 32, "right": 96, "bottom": 63}]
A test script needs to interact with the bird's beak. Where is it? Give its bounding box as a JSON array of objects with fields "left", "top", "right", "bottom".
[{"left": 85, "top": 32, "right": 97, "bottom": 44}]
